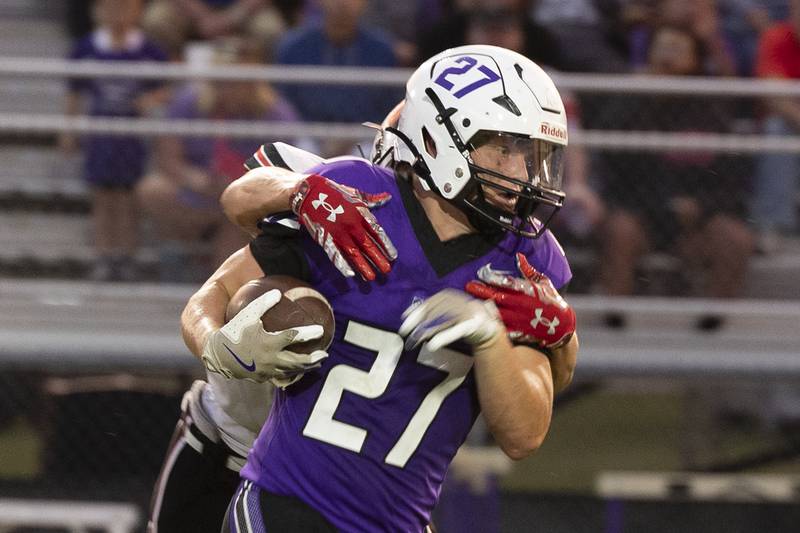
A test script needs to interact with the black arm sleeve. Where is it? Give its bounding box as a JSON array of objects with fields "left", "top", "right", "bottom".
[{"left": 248, "top": 224, "right": 311, "bottom": 282}]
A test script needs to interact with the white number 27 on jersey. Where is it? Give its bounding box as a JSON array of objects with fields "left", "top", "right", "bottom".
[{"left": 302, "top": 321, "right": 473, "bottom": 468}]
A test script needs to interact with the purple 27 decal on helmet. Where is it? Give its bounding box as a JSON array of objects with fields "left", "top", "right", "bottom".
[{"left": 434, "top": 56, "right": 500, "bottom": 98}]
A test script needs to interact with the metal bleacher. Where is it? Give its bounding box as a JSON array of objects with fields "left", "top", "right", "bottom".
[
  {"left": 0, "top": 2, "right": 86, "bottom": 277},
  {"left": 0, "top": 0, "right": 66, "bottom": 113}
]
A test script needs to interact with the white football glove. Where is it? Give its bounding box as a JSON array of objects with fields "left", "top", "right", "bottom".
[
  {"left": 202, "top": 289, "right": 329, "bottom": 387},
  {"left": 398, "top": 289, "right": 503, "bottom": 352}
]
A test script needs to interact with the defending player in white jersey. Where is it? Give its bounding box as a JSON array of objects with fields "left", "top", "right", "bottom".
[{"left": 146, "top": 142, "right": 328, "bottom": 533}]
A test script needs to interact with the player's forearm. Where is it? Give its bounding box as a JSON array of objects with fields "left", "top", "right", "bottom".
[
  {"left": 181, "top": 280, "right": 229, "bottom": 358},
  {"left": 181, "top": 246, "right": 266, "bottom": 358},
  {"left": 221, "top": 166, "right": 305, "bottom": 236},
  {"left": 474, "top": 335, "right": 554, "bottom": 460},
  {"left": 549, "top": 333, "right": 578, "bottom": 394}
]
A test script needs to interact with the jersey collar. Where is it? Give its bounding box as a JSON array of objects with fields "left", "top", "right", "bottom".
[{"left": 395, "top": 173, "right": 503, "bottom": 277}]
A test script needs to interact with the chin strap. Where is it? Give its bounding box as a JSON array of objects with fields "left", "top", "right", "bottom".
[{"left": 458, "top": 182, "right": 506, "bottom": 237}]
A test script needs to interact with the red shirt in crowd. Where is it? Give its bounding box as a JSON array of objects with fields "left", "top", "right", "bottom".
[{"left": 756, "top": 22, "right": 800, "bottom": 78}]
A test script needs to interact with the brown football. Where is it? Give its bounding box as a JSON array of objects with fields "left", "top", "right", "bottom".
[{"left": 226, "top": 276, "right": 335, "bottom": 353}]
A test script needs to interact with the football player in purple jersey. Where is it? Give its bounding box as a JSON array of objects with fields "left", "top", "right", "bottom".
[{"left": 185, "top": 45, "right": 579, "bottom": 532}]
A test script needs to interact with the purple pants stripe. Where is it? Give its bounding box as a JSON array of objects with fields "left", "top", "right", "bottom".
[
  {"left": 229, "top": 480, "right": 270, "bottom": 533},
  {"left": 244, "top": 481, "right": 267, "bottom": 533}
]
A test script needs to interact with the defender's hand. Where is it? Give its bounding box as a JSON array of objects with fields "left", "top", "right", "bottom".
[
  {"left": 466, "top": 253, "right": 576, "bottom": 349},
  {"left": 201, "top": 289, "right": 328, "bottom": 386},
  {"left": 399, "top": 289, "right": 503, "bottom": 352},
  {"left": 291, "top": 174, "right": 397, "bottom": 281}
]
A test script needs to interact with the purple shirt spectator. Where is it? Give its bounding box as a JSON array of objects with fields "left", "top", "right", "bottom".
[{"left": 68, "top": 29, "right": 167, "bottom": 188}]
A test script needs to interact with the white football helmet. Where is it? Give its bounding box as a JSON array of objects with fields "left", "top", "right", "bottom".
[{"left": 385, "top": 44, "right": 568, "bottom": 237}]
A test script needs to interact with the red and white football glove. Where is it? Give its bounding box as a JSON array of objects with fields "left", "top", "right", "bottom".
[
  {"left": 465, "top": 252, "right": 576, "bottom": 350},
  {"left": 291, "top": 174, "right": 397, "bottom": 281}
]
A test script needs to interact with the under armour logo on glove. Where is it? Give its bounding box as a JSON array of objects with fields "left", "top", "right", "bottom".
[
  {"left": 465, "top": 252, "right": 576, "bottom": 350},
  {"left": 291, "top": 174, "right": 398, "bottom": 281},
  {"left": 531, "top": 308, "right": 559, "bottom": 335},
  {"left": 312, "top": 193, "right": 345, "bottom": 222}
]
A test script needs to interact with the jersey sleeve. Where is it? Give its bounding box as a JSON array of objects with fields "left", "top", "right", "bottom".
[
  {"left": 305, "top": 157, "right": 395, "bottom": 194},
  {"left": 526, "top": 230, "right": 572, "bottom": 290},
  {"left": 249, "top": 223, "right": 311, "bottom": 282},
  {"left": 243, "top": 142, "right": 326, "bottom": 231},
  {"left": 246, "top": 143, "right": 328, "bottom": 278},
  {"left": 244, "top": 142, "right": 324, "bottom": 173}
]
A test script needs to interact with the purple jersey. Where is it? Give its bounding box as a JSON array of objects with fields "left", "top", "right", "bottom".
[
  {"left": 68, "top": 29, "right": 166, "bottom": 187},
  {"left": 68, "top": 29, "right": 167, "bottom": 117},
  {"left": 242, "top": 159, "right": 571, "bottom": 532}
]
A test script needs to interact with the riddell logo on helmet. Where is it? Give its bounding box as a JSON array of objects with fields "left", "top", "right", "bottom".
[{"left": 539, "top": 123, "right": 567, "bottom": 142}]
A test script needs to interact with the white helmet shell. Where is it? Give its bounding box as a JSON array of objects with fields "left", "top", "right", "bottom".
[{"left": 393, "top": 44, "right": 568, "bottom": 200}]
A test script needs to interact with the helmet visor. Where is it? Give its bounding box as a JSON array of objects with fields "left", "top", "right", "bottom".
[
  {"left": 468, "top": 130, "right": 565, "bottom": 214},
  {"left": 469, "top": 131, "right": 565, "bottom": 194}
]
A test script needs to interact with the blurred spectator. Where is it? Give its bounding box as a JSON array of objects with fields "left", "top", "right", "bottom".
[
  {"left": 718, "top": 0, "right": 774, "bottom": 75},
  {"left": 529, "top": 0, "right": 627, "bottom": 72},
  {"left": 620, "top": 0, "right": 662, "bottom": 67},
  {"left": 750, "top": 0, "right": 800, "bottom": 250},
  {"left": 418, "top": 0, "right": 561, "bottom": 69},
  {"left": 136, "top": 38, "right": 301, "bottom": 281},
  {"left": 362, "top": 0, "right": 444, "bottom": 66},
  {"left": 627, "top": 0, "right": 738, "bottom": 75},
  {"left": 61, "top": 0, "right": 169, "bottom": 282},
  {"left": 549, "top": 96, "right": 606, "bottom": 246},
  {"left": 597, "top": 25, "right": 754, "bottom": 302},
  {"left": 142, "top": 0, "right": 287, "bottom": 60},
  {"left": 275, "top": 0, "right": 399, "bottom": 155}
]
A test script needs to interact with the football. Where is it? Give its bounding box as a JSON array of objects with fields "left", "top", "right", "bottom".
[{"left": 226, "top": 276, "right": 335, "bottom": 353}]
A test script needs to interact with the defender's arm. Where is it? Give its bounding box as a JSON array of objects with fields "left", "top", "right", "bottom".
[
  {"left": 182, "top": 244, "right": 326, "bottom": 385},
  {"left": 220, "top": 166, "right": 304, "bottom": 237},
  {"left": 181, "top": 245, "right": 264, "bottom": 359}
]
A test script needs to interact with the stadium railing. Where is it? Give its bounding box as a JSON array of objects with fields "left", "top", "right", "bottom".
[
  {"left": 0, "top": 498, "right": 140, "bottom": 533},
  {"left": 1, "top": 279, "right": 799, "bottom": 378},
  {"left": 3, "top": 58, "right": 800, "bottom": 151}
]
